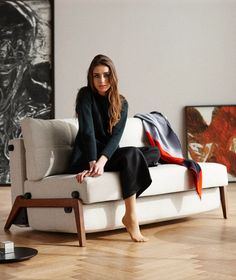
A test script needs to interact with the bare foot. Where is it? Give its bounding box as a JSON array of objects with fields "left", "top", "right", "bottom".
[{"left": 122, "top": 215, "right": 149, "bottom": 242}]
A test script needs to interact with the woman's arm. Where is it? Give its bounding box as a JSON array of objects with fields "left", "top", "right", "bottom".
[{"left": 76, "top": 88, "right": 97, "bottom": 162}]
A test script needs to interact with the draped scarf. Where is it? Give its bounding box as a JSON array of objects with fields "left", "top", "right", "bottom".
[{"left": 135, "top": 112, "right": 202, "bottom": 198}]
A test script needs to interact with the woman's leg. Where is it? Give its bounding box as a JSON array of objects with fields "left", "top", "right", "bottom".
[
  {"left": 105, "top": 147, "right": 159, "bottom": 242},
  {"left": 105, "top": 147, "right": 152, "bottom": 199},
  {"left": 122, "top": 194, "right": 148, "bottom": 242}
]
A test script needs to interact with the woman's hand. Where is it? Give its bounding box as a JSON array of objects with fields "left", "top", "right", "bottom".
[
  {"left": 76, "top": 155, "right": 108, "bottom": 183},
  {"left": 89, "top": 160, "right": 97, "bottom": 172},
  {"left": 76, "top": 170, "right": 91, "bottom": 184},
  {"left": 89, "top": 155, "right": 108, "bottom": 177}
]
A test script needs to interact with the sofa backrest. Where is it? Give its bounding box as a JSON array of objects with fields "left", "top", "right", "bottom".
[
  {"left": 21, "top": 118, "right": 78, "bottom": 180},
  {"left": 21, "top": 117, "right": 146, "bottom": 180},
  {"left": 120, "top": 117, "right": 146, "bottom": 147}
]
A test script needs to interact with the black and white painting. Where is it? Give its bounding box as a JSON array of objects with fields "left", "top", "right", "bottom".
[{"left": 0, "top": 0, "right": 54, "bottom": 185}]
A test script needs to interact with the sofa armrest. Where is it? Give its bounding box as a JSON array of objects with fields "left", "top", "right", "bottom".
[{"left": 9, "top": 138, "right": 26, "bottom": 203}]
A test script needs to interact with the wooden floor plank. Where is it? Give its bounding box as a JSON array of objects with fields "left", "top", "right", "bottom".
[{"left": 0, "top": 184, "right": 235, "bottom": 280}]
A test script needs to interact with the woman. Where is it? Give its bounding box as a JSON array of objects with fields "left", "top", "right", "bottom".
[{"left": 69, "top": 54, "right": 160, "bottom": 242}]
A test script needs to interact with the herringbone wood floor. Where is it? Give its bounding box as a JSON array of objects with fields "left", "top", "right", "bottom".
[{"left": 0, "top": 185, "right": 236, "bottom": 280}]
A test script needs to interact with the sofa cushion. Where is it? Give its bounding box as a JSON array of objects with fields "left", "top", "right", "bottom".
[
  {"left": 24, "top": 162, "right": 228, "bottom": 204},
  {"left": 21, "top": 118, "right": 78, "bottom": 180},
  {"left": 119, "top": 118, "right": 147, "bottom": 147}
]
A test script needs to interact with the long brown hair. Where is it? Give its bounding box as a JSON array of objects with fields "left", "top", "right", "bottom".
[{"left": 87, "top": 54, "right": 124, "bottom": 134}]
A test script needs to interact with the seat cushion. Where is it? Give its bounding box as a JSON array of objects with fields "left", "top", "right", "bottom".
[{"left": 24, "top": 162, "right": 228, "bottom": 204}]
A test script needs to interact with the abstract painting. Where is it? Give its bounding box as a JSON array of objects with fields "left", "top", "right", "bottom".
[
  {"left": 0, "top": 0, "right": 54, "bottom": 185},
  {"left": 185, "top": 105, "right": 236, "bottom": 182}
]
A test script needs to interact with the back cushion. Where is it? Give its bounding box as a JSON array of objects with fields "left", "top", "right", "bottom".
[
  {"left": 119, "top": 118, "right": 146, "bottom": 147},
  {"left": 21, "top": 118, "right": 78, "bottom": 180}
]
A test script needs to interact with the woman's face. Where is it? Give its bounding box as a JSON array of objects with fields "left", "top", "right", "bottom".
[{"left": 92, "top": 65, "right": 111, "bottom": 96}]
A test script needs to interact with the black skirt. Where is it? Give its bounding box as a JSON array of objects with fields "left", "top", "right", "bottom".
[{"left": 104, "top": 146, "right": 160, "bottom": 199}]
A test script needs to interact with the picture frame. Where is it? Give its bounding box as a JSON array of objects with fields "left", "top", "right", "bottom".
[
  {"left": 185, "top": 105, "right": 236, "bottom": 182},
  {"left": 0, "top": 0, "right": 54, "bottom": 185}
]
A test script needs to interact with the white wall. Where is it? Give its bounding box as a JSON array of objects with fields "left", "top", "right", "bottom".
[{"left": 55, "top": 0, "right": 236, "bottom": 145}]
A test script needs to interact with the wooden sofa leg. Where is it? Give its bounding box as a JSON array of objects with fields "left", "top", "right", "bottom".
[
  {"left": 72, "top": 199, "right": 86, "bottom": 247},
  {"left": 4, "top": 196, "right": 24, "bottom": 230},
  {"left": 219, "top": 186, "right": 228, "bottom": 219},
  {"left": 4, "top": 196, "right": 86, "bottom": 247}
]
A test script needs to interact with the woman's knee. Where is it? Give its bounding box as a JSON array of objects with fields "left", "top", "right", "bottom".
[{"left": 120, "top": 146, "right": 141, "bottom": 158}]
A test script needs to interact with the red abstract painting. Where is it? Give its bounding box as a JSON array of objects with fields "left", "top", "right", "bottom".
[{"left": 185, "top": 105, "right": 236, "bottom": 182}]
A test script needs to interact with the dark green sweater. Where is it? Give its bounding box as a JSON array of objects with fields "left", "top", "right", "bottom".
[{"left": 70, "top": 87, "right": 128, "bottom": 171}]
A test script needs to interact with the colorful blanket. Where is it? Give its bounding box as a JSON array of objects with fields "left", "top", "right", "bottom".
[{"left": 135, "top": 111, "right": 202, "bottom": 198}]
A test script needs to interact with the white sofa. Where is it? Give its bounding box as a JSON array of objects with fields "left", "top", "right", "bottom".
[{"left": 5, "top": 117, "right": 228, "bottom": 246}]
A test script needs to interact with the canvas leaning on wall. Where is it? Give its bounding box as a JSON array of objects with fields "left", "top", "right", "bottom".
[
  {"left": 185, "top": 105, "right": 236, "bottom": 182},
  {"left": 0, "top": 0, "right": 54, "bottom": 185}
]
